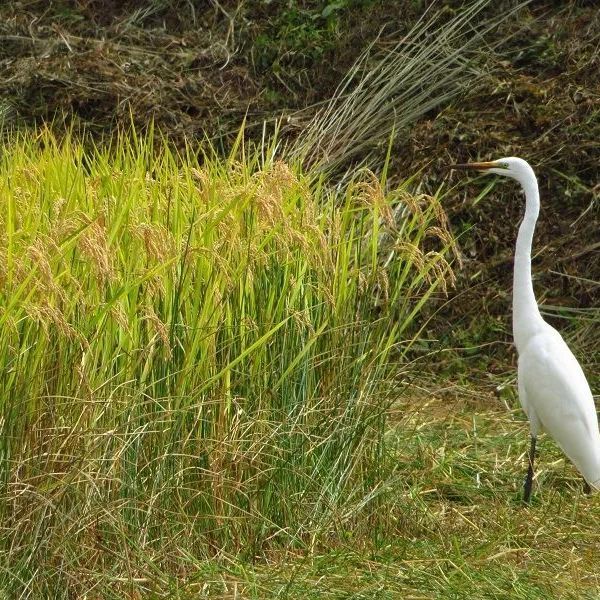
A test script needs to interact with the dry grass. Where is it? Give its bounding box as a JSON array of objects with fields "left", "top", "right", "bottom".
[
  {"left": 290, "top": 0, "right": 529, "bottom": 176},
  {"left": 77, "top": 386, "right": 599, "bottom": 599},
  {"left": 401, "top": 2, "right": 600, "bottom": 371}
]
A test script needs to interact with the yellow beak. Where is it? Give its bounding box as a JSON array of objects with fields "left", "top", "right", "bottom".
[{"left": 449, "top": 161, "right": 497, "bottom": 171}]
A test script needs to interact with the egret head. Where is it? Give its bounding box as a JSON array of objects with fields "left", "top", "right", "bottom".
[{"left": 450, "top": 157, "right": 535, "bottom": 187}]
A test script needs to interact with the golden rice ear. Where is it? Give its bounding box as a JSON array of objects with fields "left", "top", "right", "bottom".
[
  {"left": 143, "top": 306, "right": 172, "bottom": 359},
  {"left": 77, "top": 219, "right": 115, "bottom": 283}
]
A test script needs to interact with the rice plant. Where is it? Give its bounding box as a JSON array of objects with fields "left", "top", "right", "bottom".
[{"left": 0, "top": 129, "right": 455, "bottom": 597}]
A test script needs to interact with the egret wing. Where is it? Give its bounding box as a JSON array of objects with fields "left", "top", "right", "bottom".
[{"left": 519, "top": 329, "right": 600, "bottom": 487}]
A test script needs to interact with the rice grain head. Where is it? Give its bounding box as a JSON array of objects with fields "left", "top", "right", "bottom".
[{"left": 78, "top": 218, "right": 115, "bottom": 284}]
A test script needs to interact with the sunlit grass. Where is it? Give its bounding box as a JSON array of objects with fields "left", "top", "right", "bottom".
[{"left": 0, "top": 128, "right": 456, "bottom": 596}]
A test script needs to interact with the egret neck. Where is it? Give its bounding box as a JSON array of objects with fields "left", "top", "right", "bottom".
[{"left": 512, "top": 174, "right": 545, "bottom": 352}]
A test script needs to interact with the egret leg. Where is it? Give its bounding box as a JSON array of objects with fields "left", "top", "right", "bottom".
[
  {"left": 523, "top": 436, "right": 536, "bottom": 504},
  {"left": 583, "top": 480, "right": 592, "bottom": 495}
]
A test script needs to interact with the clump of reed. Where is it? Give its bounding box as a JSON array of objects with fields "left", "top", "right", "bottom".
[{"left": 0, "top": 129, "right": 455, "bottom": 596}]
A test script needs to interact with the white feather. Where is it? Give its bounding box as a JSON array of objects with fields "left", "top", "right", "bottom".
[{"left": 454, "top": 156, "right": 600, "bottom": 496}]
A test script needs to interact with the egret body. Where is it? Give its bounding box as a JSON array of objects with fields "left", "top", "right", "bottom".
[{"left": 452, "top": 157, "right": 600, "bottom": 502}]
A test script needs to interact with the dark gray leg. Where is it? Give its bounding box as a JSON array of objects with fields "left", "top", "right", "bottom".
[
  {"left": 583, "top": 480, "right": 592, "bottom": 495},
  {"left": 523, "top": 436, "right": 536, "bottom": 504}
]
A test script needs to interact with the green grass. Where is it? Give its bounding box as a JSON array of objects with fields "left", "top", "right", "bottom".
[{"left": 155, "top": 392, "right": 600, "bottom": 599}]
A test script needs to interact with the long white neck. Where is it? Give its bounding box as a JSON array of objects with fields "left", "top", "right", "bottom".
[{"left": 513, "top": 175, "right": 545, "bottom": 352}]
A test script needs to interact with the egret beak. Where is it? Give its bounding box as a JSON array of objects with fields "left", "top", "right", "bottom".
[{"left": 449, "top": 161, "right": 497, "bottom": 171}]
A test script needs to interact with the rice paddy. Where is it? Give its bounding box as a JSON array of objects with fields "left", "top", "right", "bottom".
[
  {"left": 1, "top": 129, "right": 598, "bottom": 599},
  {"left": 0, "top": 129, "right": 462, "bottom": 596}
]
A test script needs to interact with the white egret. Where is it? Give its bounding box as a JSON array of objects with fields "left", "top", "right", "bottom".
[{"left": 451, "top": 157, "right": 600, "bottom": 502}]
